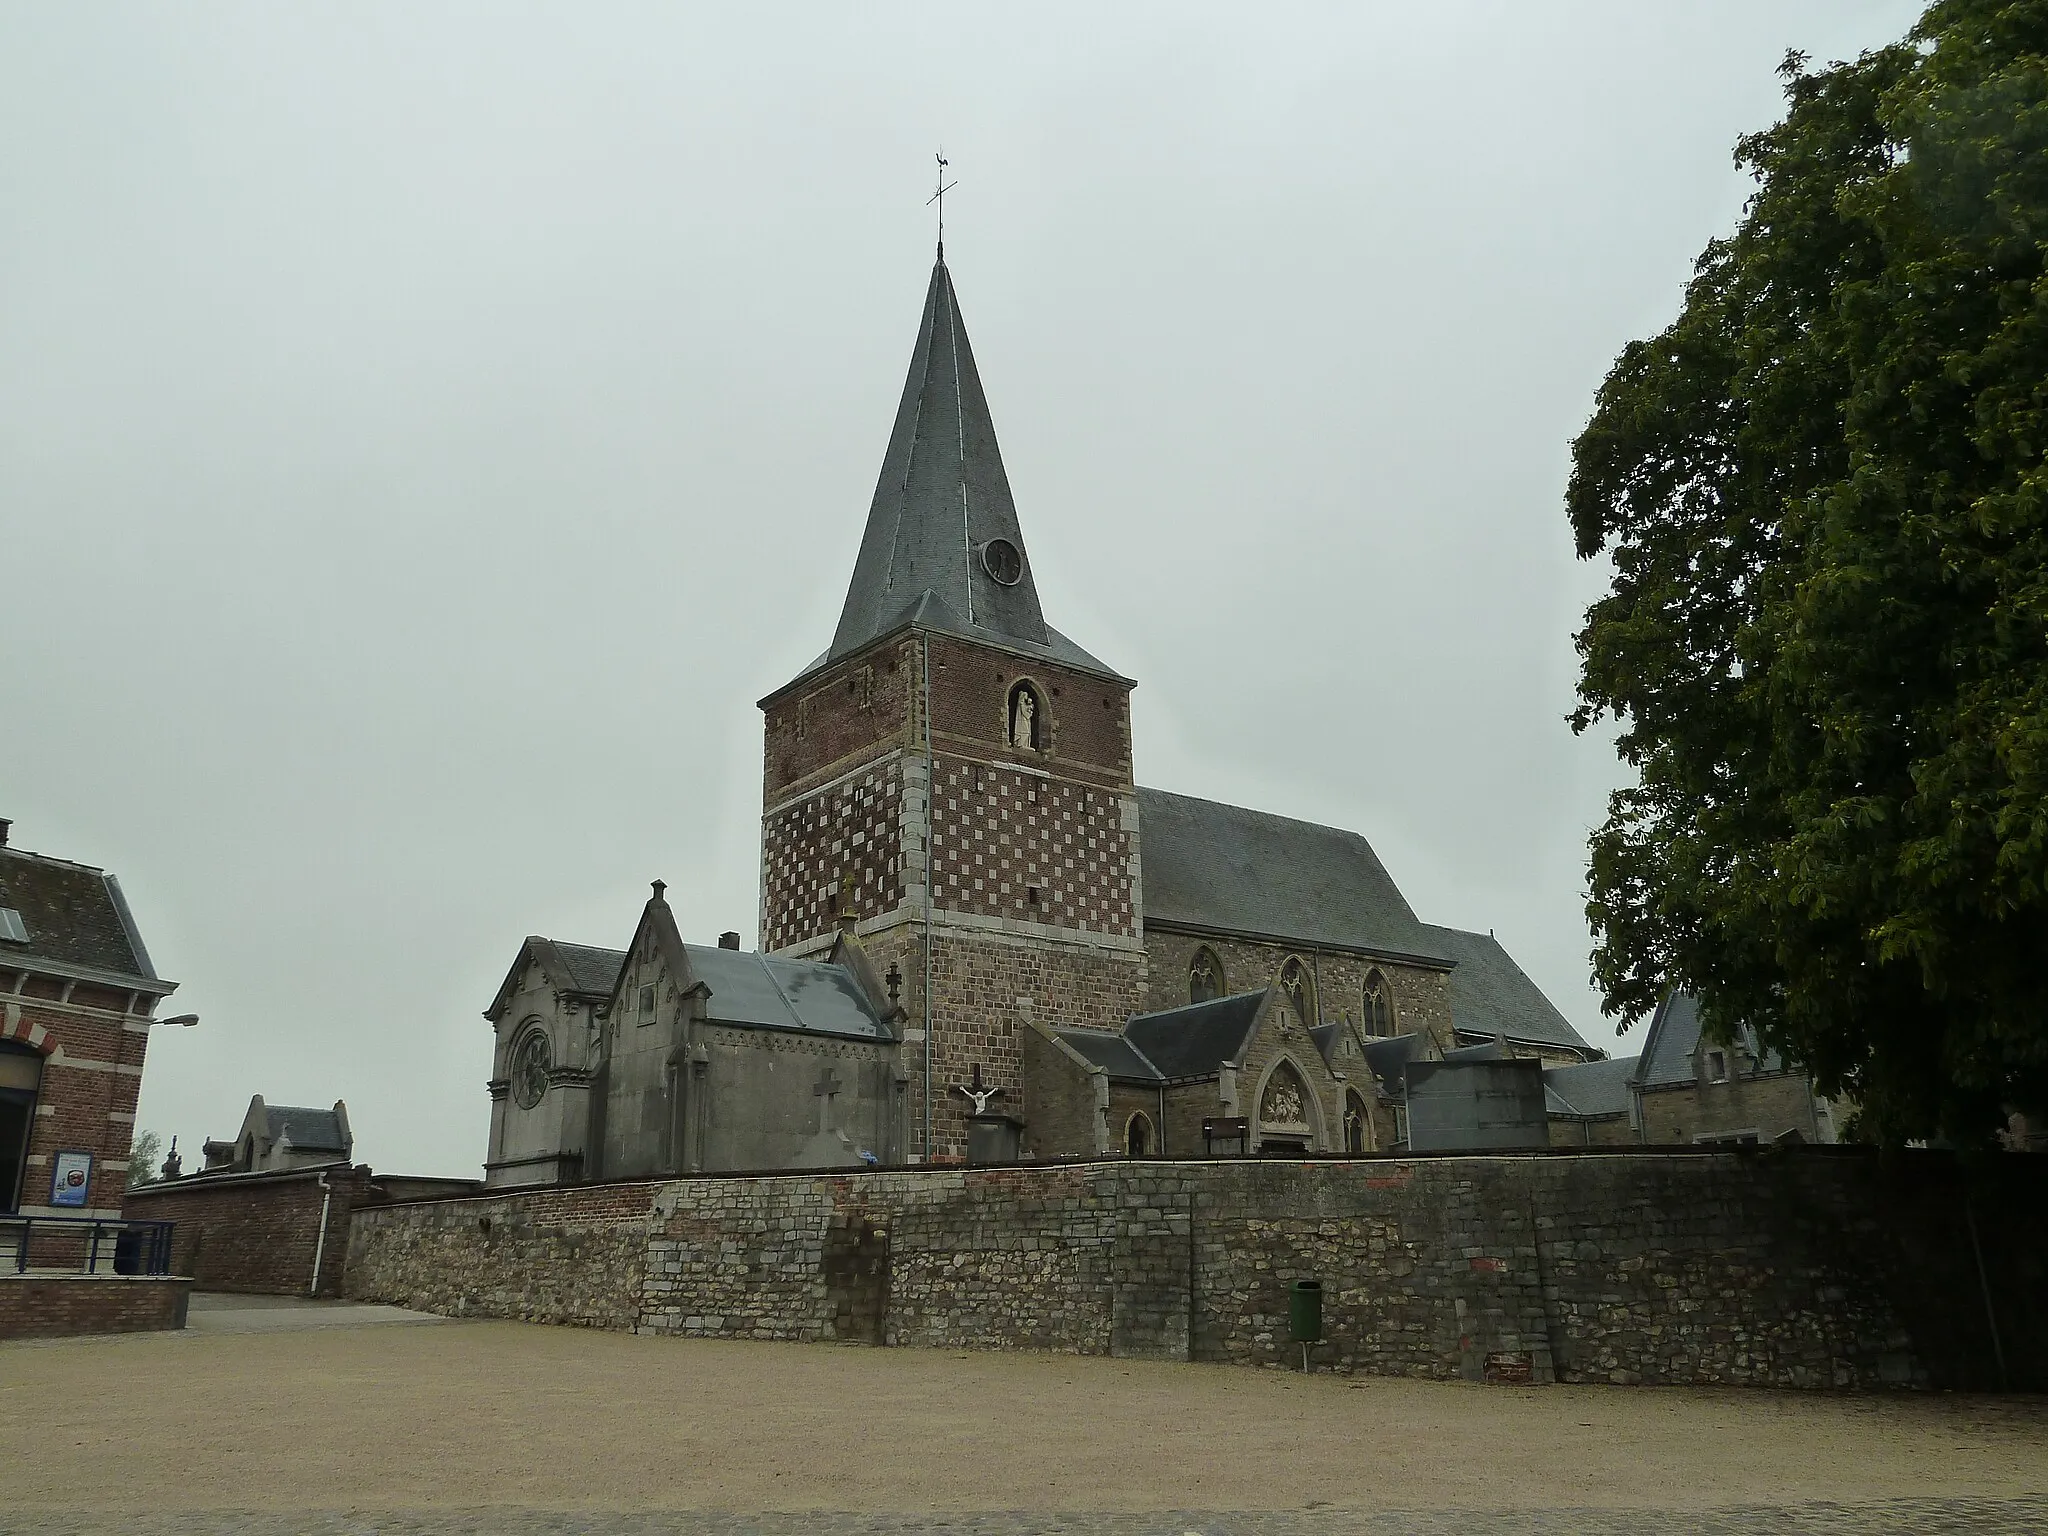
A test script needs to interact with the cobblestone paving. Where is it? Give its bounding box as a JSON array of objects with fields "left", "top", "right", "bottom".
[{"left": 15, "top": 1498, "right": 2048, "bottom": 1535}]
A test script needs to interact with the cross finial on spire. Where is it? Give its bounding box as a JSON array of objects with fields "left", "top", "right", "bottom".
[{"left": 928, "top": 150, "right": 956, "bottom": 259}]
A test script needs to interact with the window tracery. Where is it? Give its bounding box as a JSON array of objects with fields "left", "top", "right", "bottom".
[
  {"left": 1189, "top": 947, "right": 1224, "bottom": 1004},
  {"left": 1278, "top": 956, "right": 1314, "bottom": 1027},
  {"left": 510, "top": 1028, "right": 552, "bottom": 1110},
  {"left": 1362, "top": 969, "right": 1394, "bottom": 1036}
]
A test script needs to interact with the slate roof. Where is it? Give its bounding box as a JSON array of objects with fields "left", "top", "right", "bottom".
[
  {"left": 1360, "top": 1032, "right": 1432, "bottom": 1098},
  {"left": 688, "top": 945, "right": 891, "bottom": 1041},
  {"left": 548, "top": 941, "right": 625, "bottom": 998},
  {"left": 1420, "top": 924, "right": 1594, "bottom": 1057},
  {"left": 1051, "top": 991, "right": 1267, "bottom": 1084},
  {"left": 1051, "top": 1026, "right": 1163, "bottom": 1083},
  {"left": 1138, "top": 790, "right": 1447, "bottom": 964},
  {"left": 822, "top": 257, "right": 1120, "bottom": 683},
  {"left": 263, "top": 1105, "right": 349, "bottom": 1153},
  {"left": 1125, "top": 991, "right": 1267, "bottom": 1081},
  {"left": 1544, "top": 1056, "right": 1638, "bottom": 1119},
  {"left": 0, "top": 845, "right": 165, "bottom": 987},
  {"left": 1635, "top": 991, "right": 1783, "bottom": 1088}
]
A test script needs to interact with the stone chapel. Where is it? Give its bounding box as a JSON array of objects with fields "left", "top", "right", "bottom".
[{"left": 481, "top": 251, "right": 1600, "bottom": 1186}]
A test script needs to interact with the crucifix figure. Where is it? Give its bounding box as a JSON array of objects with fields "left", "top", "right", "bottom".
[
  {"left": 928, "top": 150, "right": 957, "bottom": 257},
  {"left": 953, "top": 1062, "right": 1005, "bottom": 1116}
]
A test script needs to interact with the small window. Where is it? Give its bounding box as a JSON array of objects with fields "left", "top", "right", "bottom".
[
  {"left": 1189, "top": 947, "right": 1224, "bottom": 1004},
  {"left": 1707, "top": 1050, "right": 1728, "bottom": 1083},
  {"left": 0, "top": 908, "right": 27, "bottom": 944},
  {"left": 1124, "top": 1112, "right": 1152, "bottom": 1157},
  {"left": 638, "top": 983, "right": 657, "bottom": 1022},
  {"left": 1343, "top": 1090, "right": 1370, "bottom": 1155},
  {"left": 1278, "top": 957, "right": 1314, "bottom": 1026},
  {"left": 1362, "top": 969, "right": 1394, "bottom": 1036}
]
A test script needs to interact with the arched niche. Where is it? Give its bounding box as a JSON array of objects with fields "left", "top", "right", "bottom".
[
  {"left": 1253, "top": 1055, "right": 1324, "bottom": 1153},
  {"left": 1124, "top": 1111, "right": 1154, "bottom": 1158},
  {"left": 1005, "top": 680, "right": 1044, "bottom": 753}
]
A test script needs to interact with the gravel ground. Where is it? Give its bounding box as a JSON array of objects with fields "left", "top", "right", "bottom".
[{"left": 7, "top": 1308, "right": 2044, "bottom": 1532}]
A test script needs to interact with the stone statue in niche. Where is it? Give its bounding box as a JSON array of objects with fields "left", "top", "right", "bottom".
[
  {"left": 1009, "top": 684, "right": 1038, "bottom": 751},
  {"left": 1261, "top": 1071, "right": 1307, "bottom": 1128}
]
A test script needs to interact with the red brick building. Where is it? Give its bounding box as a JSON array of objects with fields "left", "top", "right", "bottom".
[{"left": 0, "top": 821, "right": 178, "bottom": 1221}]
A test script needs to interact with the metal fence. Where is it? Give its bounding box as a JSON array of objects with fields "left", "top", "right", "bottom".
[{"left": 0, "top": 1213, "right": 175, "bottom": 1275}]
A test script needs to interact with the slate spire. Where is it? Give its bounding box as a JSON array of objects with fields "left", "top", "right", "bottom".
[{"left": 830, "top": 257, "right": 1052, "bottom": 661}]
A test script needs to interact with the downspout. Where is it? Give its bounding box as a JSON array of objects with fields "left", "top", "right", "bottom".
[
  {"left": 920, "top": 631, "right": 936, "bottom": 1161},
  {"left": 309, "top": 1169, "right": 334, "bottom": 1296}
]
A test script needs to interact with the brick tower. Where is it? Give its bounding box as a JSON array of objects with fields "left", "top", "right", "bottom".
[{"left": 758, "top": 253, "right": 1145, "bottom": 1160}]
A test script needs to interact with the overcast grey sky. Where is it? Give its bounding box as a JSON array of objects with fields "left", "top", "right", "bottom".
[{"left": 5, "top": 2, "right": 1924, "bottom": 1176}]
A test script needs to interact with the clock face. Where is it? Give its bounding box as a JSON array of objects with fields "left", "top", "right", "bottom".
[
  {"left": 981, "top": 537, "right": 1023, "bottom": 586},
  {"left": 511, "top": 1031, "right": 551, "bottom": 1109}
]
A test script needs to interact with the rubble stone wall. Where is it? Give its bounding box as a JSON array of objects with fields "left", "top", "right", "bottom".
[{"left": 341, "top": 1149, "right": 2047, "bottom": 1390}]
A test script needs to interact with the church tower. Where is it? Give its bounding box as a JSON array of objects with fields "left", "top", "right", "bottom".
[{"left": 757, "top": 254, "right": 1145, "bottom": 1160}]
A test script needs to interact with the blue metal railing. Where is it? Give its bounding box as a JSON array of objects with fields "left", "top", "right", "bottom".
[{"left": 0, "top": 1213, "right": 175, "bottom": 1276}]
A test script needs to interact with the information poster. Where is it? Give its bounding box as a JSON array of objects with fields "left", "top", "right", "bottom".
[{"left": 50, "top": 1149, "right": 92, "bottom": 1207}]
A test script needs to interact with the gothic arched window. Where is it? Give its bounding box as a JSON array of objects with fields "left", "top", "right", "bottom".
[
  {"left": 1362, "top": 969, "right": 1395, "bottom": 1036},
  {"left": 1125, "top": 1112, "right": 1153, "bottom": 1157},
  {"left": 510, "top": 1027, "right": 552, "bottom": 1110},
  {"left": 1006, "top": 681, "right": 1043, "bottom": 752},
  {"left": 1189, "top": 947, "right": 1224, "bottom": 1004},
  {"left": 1343, "top": 1089, "right": 1371, "bottom": 1155},
  {"left": 1278, "top": 956, "right": 1315, "bottom": 1027}
]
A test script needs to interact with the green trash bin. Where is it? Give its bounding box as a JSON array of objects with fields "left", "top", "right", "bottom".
[{"left": 1288, "top": 1279, "right": 1323, "bottom": 1343}]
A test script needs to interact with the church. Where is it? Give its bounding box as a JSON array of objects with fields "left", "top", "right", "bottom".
[{"left": 481, "top": 251, "right": 1599, "bottom": 1186}]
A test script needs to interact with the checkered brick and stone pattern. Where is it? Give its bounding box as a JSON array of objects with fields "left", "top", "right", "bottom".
[
  {"left": 344, "top": 1149, "right": 2048, "bottom": 1391},
  {"left": 761, "top": 761, "right": 907, "bottom": 952},
  {"left": 930, "top": 761, "right": 1135, "bottom": 936},
  {"left": 761, "top": 620, "right": 1146, "bottom": 1162}
]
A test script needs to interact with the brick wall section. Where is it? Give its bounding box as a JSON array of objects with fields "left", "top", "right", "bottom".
[
  {"left": 4, "top": 994, "right": 150, "bottom": 1216},
  {"left": 923, "top": 930, "right": 1145, "bottom": 1158},
  {"left": 923, "top": 633, "right": 1132, "bottom": 785},
  {"left": 124, "top": 1164, "right": 369, "bottom": 1296},
  {"left": 0, "top": 1275, "right": 192, "bottom": 1339},
  {"left": 929, "top": 761, "right": 1135, "bottom": 936},
  {"left": 342, "top": 1149, "right": 2048, "bottom": 1390},
  {"left": 345, "top": 1181, "right": 658, "bottom": 1328}
]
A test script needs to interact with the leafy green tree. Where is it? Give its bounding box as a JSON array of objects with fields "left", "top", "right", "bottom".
[
  {"left": 127, "top": 1128, "right": 163, "bottom": 1189},
  {"left": 1569, "top": 1, "right": 2048, "bottom": 1146}
]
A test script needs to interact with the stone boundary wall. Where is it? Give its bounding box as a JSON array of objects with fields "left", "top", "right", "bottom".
[
  {"left": 126, "top": 1164, "right": 371, "bottom": 1296},
  {"left": 345, "top": 1180, "right": 657, "bottom": 1329},
  {"left": 342, "top": 1150, "right": 2046, "bottom": 1390},
  {"left": 0, "top": 1275, "right": 193, "bottom": 1340}
]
